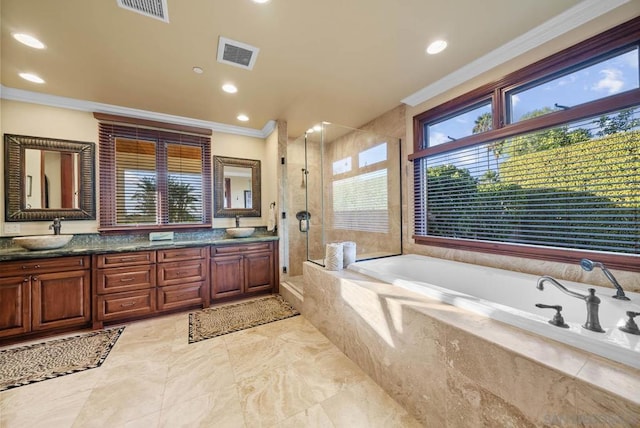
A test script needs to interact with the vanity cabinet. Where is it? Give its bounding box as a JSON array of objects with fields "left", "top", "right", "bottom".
[
  {"left": 156, "top": 247, "right": 208, "bottom": 311},
  {"left": 93, "top": 251, "right": 156, "bottom": 327},
  {"left": 0, "top": 256, "right": 91, "bottom": 339},
  {"left": 210, "top": 241, "right": 277, "bottom": 300}
]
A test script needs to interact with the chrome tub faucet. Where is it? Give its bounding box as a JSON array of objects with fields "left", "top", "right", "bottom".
[
  {"left": 536, "top": 275, "right": 604, "bottom": 333},
  {"left": 580, "top": 258, "right": 629, "bottom": 301}
]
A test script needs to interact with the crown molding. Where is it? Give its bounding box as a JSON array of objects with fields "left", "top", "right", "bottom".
[
  {"left": 0, "top": 85, "right": 272, "bottom": 139},
  {"left": 401, "top": 0, "right": 630, "bottom": 107}
]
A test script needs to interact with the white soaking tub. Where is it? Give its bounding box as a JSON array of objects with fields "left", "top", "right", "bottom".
[{"left": 347, "top": 254, "right": 640, "bottom": 369}]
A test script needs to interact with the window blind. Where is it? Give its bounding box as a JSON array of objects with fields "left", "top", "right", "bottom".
[
  {"left": 98, "top": 120, "right": 211, "bottom": 229},
  {"left": 415, "top": 106, "right": 640, "bottom": 254},
  {"left": 332, "top": 169, "right": 389, "bottom": 233}
]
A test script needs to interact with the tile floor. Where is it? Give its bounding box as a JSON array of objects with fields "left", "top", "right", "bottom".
[{"left": 0, "top": 302, "right": 421, "bottom": 427}]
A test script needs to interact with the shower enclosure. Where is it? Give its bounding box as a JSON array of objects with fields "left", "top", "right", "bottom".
[{"left": 286, "top": 122, "right": 402, "bottom": 277}]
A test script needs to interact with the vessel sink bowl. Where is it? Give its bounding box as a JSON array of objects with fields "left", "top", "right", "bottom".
[
  {"left": 13, "top": 234, "right": 73, "bottom": 251},
  {"left": 225, "top": 227, "right": 255, "bottom": 238}
]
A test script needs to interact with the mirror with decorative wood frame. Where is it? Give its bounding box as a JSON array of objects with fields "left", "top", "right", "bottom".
[
  {"left": 213, "top": 156, "right": 261, "bottom": 218},
  {"left": 4, "top": 134, "right": 96, "bottom": 221}
]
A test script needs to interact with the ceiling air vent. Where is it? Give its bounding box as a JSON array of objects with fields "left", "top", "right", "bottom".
[
  {"left": 217, "top": 37, "right": 260, "bottom": 70},
  {"left": 117, "top": 0, "right": 169, "bottom": 23}
]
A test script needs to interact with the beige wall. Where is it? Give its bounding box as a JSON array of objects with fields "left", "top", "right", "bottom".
[
  {"left": 1, "top": 100, "right": 99, "bottom": 235},
  {"left": 0, "top": 99, "right": 277, "bottom": 236},
  {"left": 212, "top": 131, "right": 277, "bottom": 230}
]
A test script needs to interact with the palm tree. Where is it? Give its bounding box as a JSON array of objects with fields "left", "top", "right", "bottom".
[
  {"left": 472, "top": 112, "right": 500, "bottom": 169},
  {"left": 473, "top": 112, "right": 492, "bottom": 134}
]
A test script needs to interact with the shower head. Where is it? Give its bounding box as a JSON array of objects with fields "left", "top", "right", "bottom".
[{"left": 580, "top": 258, "right": 595, "bottom": 272}]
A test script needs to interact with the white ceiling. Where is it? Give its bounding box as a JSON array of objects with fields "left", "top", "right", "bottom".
[{"left": 0, "top": 0, "right": 636, "bottom": 138}]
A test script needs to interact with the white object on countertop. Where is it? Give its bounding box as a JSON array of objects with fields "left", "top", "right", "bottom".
[
  {"left": 342, "top": 241, "right": 356, "bottom": 267},
  {"left": 267, "top": 203, "right": 276, "bottom": 232},
  {"left": 325, "top": 243, "right": 343, "bottom": 271}
]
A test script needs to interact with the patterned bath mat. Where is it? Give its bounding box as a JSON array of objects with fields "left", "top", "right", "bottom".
[
  {"left": 189, "top": 294, "right": 300, "bottom": 343},
  {"left": 0, "top": 327, "right": 124, "bottom": 392}
]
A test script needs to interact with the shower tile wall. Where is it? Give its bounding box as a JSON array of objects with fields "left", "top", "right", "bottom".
[
  {"left": 286, "top": 134, "right": 322, "bottom": 276},
  {"left": 321, "top": 128, "right": 402, "bottom": 260}
]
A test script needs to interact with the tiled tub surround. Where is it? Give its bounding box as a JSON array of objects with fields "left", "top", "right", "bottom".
[
  {"left": 348, "top": 255, "right": 640, "bottom": 370},
  {"left": 302, "top": 261, "right": 640, "bottom": 427}
]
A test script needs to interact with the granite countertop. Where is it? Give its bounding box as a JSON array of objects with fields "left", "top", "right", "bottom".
[{"left": 0, "top": 232, "right": 279, "bottom": 262}]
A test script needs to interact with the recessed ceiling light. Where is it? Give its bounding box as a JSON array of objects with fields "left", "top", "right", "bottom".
[
  {"left": 313, "top": 125, "right": 322, "bottom": 132},
  {"left": 237, "top": 114, "right": 249, "bottom": 122},
  {"left": 253, "top": 0, "right": 270, "bottom": 3},
  {"left": 19, "top": 72, "right": 45, "bottom": 84},
  {"left": 192, "top": 66, "right": 203, "bottom": 74},
  {"left": 426, "top": 40, "right": 447, "bottom": 55},
  {"left": 222, "top": 83, "right": 238, "bottom": 93},
  {"left": 13, "top": 33, "right": 45, "bottom": 49}
]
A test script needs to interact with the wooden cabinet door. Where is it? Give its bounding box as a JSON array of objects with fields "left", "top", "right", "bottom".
[
  {"left": 31, "top": 270, "right": 91, "bottom": 331},
  {"left": 244, "top": 251, "right": 274, "bottom": 293},
  {"left": 0, "top": 276, "right": 31, "bottom": 338},
  {"left": 211, "top": 255, "right": 244, "bottom": 299}
]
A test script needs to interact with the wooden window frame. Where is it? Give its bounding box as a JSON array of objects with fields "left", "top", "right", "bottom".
[
  {"left": 410, "top": 17, "right": 640, "bottom": 272},
  {"left": 95, "top": 113, "right": 212, "bottom": 232}
]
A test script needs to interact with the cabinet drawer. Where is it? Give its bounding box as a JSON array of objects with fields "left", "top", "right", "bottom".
[
  {"left": 96, "top": 290, "right": 156, "bottom": 321},
  {"left": 157, "top": 282, "right": 205, "bottom": 311},
  {"left": 95, "top": 251, "right": 155, "bottom": 268},
  {"left": 157, "top": 247, "right": 206, "bottom": 263},
  {"left": 96, "top": 265, "right": 155, "bottom": 294},
  {"left": 1, "top": 256, "right": 89, "bottom": 277},
  {"left": 211, "top": 242, "right": 272, "bottom": 256},
  {"left": 157, "top": 260, "right": 207, "bottom": 286}
]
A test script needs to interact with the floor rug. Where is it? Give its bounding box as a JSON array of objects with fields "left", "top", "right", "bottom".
[
  {"left": 0, "top": 327, "right": 125, "bottom": 392},
  {"left": 189, "top": 294, "right": 300, "bottom": 343}
]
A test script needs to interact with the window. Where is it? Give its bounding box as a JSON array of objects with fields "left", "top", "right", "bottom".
[
  {"left": 425, "top": 101, "right": 492, "bottom": 147},
  {"left": 332, "top": 143, "right": 390, "bottom": 233},
  {"left": 507, "top": 47, "right": 639, "bottom": 124},
  {"left": 411, "top": 17, "right": 640, "bottom": 270},
  {"left": 96, "top": 114, "right": 212, "bottom": 231}
]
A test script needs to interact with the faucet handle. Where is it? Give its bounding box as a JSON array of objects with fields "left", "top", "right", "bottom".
[
  {"left": 535, "top": 303, "right": 569, "bottom": 328},
  {"left": 619, "top": 311, "right": 640, "bottom": 335}
]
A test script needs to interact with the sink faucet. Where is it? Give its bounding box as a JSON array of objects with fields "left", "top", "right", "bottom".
[
  {"left": 580, "top": 258, "right": 629, "bottom": 301},
  {"left": 235, "top": 215, "right": 240, "bottom": 228},
  {"left": 49, "top": 217, "right": 63, "bottom": 235},
  {"left": 536, "top": 275, "right": 604, "bottom": 333}
]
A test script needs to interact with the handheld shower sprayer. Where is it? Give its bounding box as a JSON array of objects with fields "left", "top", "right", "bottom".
[{"left": 580, "top": 258, "right": 629, "bottom": 301}]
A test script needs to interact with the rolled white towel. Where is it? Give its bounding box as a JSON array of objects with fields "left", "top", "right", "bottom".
[
  {"left": 325, "top": 243, "right": 343, "bottom": 271},
  {"left": 342, "top": 241, "right": 356, "bottom": 267},
  {"left": 267, "top": 204, "right": 276, "bottom": 232}
]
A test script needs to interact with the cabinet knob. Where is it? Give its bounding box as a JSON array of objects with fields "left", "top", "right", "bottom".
[
  {"left": 23, "top": 277, "right": 29, "bottom": 282},
  {"left": 120, "top": 301, "right": 136, "bottom": 308},
  {"left": 31, "top": 276, "right": 38, "bottom": 281}
]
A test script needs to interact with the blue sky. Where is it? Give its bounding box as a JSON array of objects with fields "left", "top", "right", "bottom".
[{"left": 428, "top": 47, "right": 639, "bottom": 147}]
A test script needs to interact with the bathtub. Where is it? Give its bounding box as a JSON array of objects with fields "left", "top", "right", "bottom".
[{"left": 347, "top": 254, "right": 640, "bottom": 370}]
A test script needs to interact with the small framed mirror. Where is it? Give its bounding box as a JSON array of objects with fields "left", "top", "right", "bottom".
[
  {"left": 4, "top": 134, "right": 96, "bottom": 221},
  {"left": 213, "top": 156, "right": 261, "bottom": 218}
]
